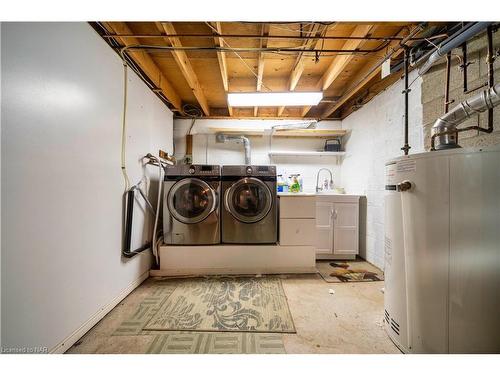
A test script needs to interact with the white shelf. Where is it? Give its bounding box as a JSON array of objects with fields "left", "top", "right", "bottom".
[{"left": 268, "top": 151, "right": 346, "bottom": 157}]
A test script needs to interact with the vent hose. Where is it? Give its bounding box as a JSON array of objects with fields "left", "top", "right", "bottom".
[
  {"left": 432, "top": 83, "right": 500, "bottom": 149},
  {"left": 216, "top": 134, "right": 251, "bottom": 165}
]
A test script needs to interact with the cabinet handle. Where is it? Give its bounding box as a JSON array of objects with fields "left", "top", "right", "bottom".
[{"left": 333, "top": 209, "right": 338, "bottom": 220}]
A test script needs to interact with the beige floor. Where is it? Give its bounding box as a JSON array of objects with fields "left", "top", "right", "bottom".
[{"left": 67, "top": 273, "right": 400, "bottom": 354}]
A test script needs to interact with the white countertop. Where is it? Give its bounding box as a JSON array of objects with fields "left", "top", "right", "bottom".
[{"left": 278, "top": 192, "right": 361, "bottom": 197}]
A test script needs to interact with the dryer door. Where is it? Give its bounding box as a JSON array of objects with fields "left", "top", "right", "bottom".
[
  {"left": 225, "top": 177, "right": 272, "bottom": 223},
  {"left": 167, "top": 178, "right": 217, "bottom": 224}
]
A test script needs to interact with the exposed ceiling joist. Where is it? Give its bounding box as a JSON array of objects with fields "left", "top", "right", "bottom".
[
  {"left": 212, "top": 22, "right": 232, "bottom": 116},
  {"left": 301, "top": 24, "right": 374, "bottom": 117},
  {"left": 254, "top": 24, "right": 270, "bottom": 117},
  {"left": 320, "top": 28, "right": 410, "bottom": 119},
  {"left": 157, "top": 22, "right": 210, "bottom": 116},
  {"left": 104, "top": 22, "right": 182, "bottom": 112},
  {"left": 277, "top": 23, "right": 325, "bottom": 117},
  {"left": 320, "top": 25, "right": 375, "bottom": 91},
  {"left": 96, "top": 22, "right": 438, "bottom": 119}
]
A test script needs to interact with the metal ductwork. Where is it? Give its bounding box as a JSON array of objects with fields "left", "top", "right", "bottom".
[
  {"left": 419, "top": 22, "right": 492, "bottom": 76},
  {"left": 216, "top": 134, "right": 251, "bottom": 165},
  {"left": 431, "top": 83, "right": 500, "bottom": 150}
]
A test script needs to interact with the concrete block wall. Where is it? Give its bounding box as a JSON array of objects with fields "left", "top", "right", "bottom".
[
  {"left": 341, "top": 70, "right": 424, "bottom": 269},
  {"left": 422, "top": 30, "right": 500, "bottom": 149}
]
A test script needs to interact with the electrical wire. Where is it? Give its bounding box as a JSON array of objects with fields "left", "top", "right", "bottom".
[
  {"left": 205, "top": 22, "right": 273, "bottom": 92},
  {"left": 121, "top": 63, "right": 131, "bottom": 191}
]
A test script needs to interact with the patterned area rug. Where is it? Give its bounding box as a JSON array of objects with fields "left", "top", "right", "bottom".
[
  {"left": 143, "top": 277, "right": 295, "bottom": 333},
  {"left": 146, "top": 332, "right": 285, "bottom": 354},
  {"left": 316, "top": 260, "right": 384, "bottom": 283}
]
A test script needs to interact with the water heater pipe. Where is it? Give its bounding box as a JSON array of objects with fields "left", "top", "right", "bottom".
[{"left": 431, "top": 82, "right": 500, "bottom": 150}]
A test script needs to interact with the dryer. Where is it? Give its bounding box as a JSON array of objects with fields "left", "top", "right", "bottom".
[
  {"left": 163, "top": 164, "right": 221, "bottom": 245},
  {"left": 221, "top": 165, "right": 277, "bottom": 244}
]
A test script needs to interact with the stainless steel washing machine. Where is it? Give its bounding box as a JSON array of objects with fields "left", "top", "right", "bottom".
[
  {"left": 221, "top": 165, "right": 277, "bottom": 244},
  {"left": 163, "top": 164, "right": 220, "bottom": 245}
]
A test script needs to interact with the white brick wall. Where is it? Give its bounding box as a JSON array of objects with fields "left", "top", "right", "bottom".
[
  {"left": 174, "top": 119, "right": 343, "bottom": 193},
  {"left": 341, "top": 70, "right": 424, "bottom": 269}
]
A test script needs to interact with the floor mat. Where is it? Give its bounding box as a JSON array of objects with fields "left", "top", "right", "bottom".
[
  {"left": 146, "top": 331, "right": 286, "bottom": 354},
  {"left": 316, "top": 260, "right": 384, "bottom": 283},
  {"left": 143, "top": 277, "right": 295, "bottom": 333}
]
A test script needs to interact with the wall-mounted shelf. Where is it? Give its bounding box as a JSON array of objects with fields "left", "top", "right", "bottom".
[
  {"left": 273, "top": 129, "right": 346, "bottom": 138},
  {"left": 207, "top": 128, "right": 347, "bottom": 138},
  {"left": 207, "top": 128, "right": 265, "bottom": 136},
  {"left": 268, "top": 151, "right": 346, "bottom": 157}
]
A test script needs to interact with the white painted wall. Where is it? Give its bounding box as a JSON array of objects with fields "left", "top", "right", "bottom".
[
  {"left": 1, "top": 23, "right": 173, "bottom": 351},
  {"left": 174, "top": 119, "right": 343, "bottom": 192},
  {"left": 341, "top": 70, "right": 423, "bottom": 269}
]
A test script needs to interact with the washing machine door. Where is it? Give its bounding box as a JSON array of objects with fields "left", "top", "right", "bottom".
[
  {"left": 167, "top": 178, "right": 217, "bottom": 224},
  {"left": 225, "top": 177, "right": 272, "bottom": 223}
]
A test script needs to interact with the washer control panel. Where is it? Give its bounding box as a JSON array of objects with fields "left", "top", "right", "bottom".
[
  {"left": 221, "top": 165, "right": 276, "bottom": 177},
  {"left": 164, "top": 164, "right": 220, "bottom": 177}
]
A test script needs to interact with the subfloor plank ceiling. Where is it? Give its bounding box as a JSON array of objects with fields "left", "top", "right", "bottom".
[{"left": 96, "top": 21, "right": 448, "bottom": 120}]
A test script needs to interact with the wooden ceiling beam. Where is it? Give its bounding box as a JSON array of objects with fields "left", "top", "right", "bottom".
[
  {"left": 211, "top": 22, "right": 232, "bottom": 116},
  {"left": 319, "top": 25, "right": 375, "bottom": 91},
  {"left": 103, "top": 22, "right": 182, "bottom": 112},
  {"left": 254, "top": 24, "right": 270, "bottom": 117},
  {"left": 157, "top": 22, "right": 210, "bottom": 116},
  {"left": 339, "top": 68, "right": 403, "bottom": 119},
  {"left": 277, "top": 23, "right": 324, "bottom": 117},
  {"left": 301, "top": 24, "right": 374, "bottom": 117},
  {"left": 320, "top": 28, "right": 410, "bottom": 119}
]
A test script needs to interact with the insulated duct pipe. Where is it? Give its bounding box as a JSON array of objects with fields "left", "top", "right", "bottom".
[
  {"left": 216, "top": 134, "right": 251, "bottom": 165},
  {"left": 431, "top": 83, "right": 500, "bottom": 150},
  {"left": 419, "top": 22, "right": 492, "bottom": 75}
]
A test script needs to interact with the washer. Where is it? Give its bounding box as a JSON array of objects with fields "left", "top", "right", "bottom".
[
  {"left": 221, "top": 165, "right": 277, "bottom": 244},
  {"left": 163, "top": 164, "right": 220, "bottom": 245}
]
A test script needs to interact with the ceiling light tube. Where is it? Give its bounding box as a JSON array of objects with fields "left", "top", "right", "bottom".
[{"left": 227, "top": 92, "right": 323, "bottom": 107}]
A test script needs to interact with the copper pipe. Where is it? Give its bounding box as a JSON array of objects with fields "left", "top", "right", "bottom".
[
  {"left": 401, "top": 47, "right": 411, "bottom": 156},
  {"left": 444, "top": 52, "right": 453, "bottom": 113},
  {"left": 486, "top": 25, "right": 494, "bottom": 132}
]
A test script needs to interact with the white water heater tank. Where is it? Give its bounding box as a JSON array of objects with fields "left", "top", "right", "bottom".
[{"left": 384, "top": 145, "right": 500, "bottom": 353}]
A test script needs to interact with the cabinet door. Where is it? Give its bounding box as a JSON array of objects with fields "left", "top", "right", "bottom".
[
  {"left": 315, "top": 202, "right": 334, "bottom": 255},
  {"left": 333, "top": 203, "right": 359, "bottom": 255},
  {"left": 280, "top": 218, "right": 316, "bottom": 246}
]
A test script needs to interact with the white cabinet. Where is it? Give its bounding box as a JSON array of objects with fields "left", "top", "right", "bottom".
[
  {"left": 280, "top": 218, "right": 316, "bottom": 246},
  {"left": 279, "top": 196, "right": 316, "bottom": 246},
  {"left": 278, "top": 194, "right": 360, "bottom": 257},
  {"left": 315, "top": 195, "right": 360, "bottom": 259},
  {"left": 315, "top": 201, "right": 334, "bottom": 254}
]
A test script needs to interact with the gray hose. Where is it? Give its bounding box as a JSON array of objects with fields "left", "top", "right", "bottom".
[{"left": 419, "top": 22, "right": 492, "bottom": 75}]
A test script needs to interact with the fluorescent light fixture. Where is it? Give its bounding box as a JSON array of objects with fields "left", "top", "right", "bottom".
[{"left": 227, "top": 92, "right": 323, "bottom": 107}]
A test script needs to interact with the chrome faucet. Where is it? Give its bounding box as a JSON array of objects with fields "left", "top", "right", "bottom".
[{"left": 316, "top": 168, "right": 334, "bottom": 193}]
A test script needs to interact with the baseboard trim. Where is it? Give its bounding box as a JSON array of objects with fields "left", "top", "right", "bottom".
[
  {"left": 150, "top": 266, "right": 317, "bottom": 277},
  {"left": 49, "top": 270, "right": 149, "bottom": 354}
]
